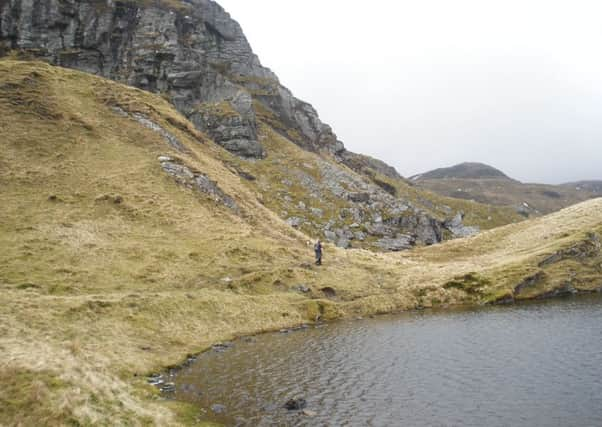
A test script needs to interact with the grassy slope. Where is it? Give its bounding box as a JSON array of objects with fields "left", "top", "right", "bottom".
[{"left": 1, "top": 60, "right": 601, "bottom": 425}]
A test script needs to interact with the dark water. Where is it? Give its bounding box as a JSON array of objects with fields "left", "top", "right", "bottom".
[{"left": 169, "top": 295, "right": 602, "bottom": 426}]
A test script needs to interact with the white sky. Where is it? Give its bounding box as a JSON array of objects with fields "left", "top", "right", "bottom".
[{"left": 217, "top": 0, "right": 602, "bottom": 184}]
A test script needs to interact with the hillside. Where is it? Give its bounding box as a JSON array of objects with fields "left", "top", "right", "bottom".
[
  {"left": 1, "top": 60, "right": 602, "bottom": 426},
  {"left": 0, "top": 0, "right": 525, "bottom": 244},
  {"left": 412, "top": 163, "right": 600, "bottom": 216}
]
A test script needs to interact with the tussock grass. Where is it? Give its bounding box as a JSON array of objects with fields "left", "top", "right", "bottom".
[{"left": 1, "top": 60, "right": 601, "bottom": 425}]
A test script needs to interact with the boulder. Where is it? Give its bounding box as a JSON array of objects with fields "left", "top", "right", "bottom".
[
  {"left": 348, "top": 192, "right": 371, "bottom": 203},
  {"left": 294, "top": 284, "right": 310, "bottom": 293},
  {"left": 211, "top": 404, "right": 227, "bottom": 414},
  {"left": 286, "top": 217, "right": 304, "bottom": 228},
  {"left": 310, "top": 207, "right": 324, "bottom": 218},
  {"left": 336, "top": 238, "right": 351, "bottom": 249},
  {"left": 354, "top": 231, "right": 367, "bottom": 241},
  {"left": 335, "top": 228, "right": 355, "bottom": 240},
  {"left": 323, "top": 230, "right": 337, "bottom": 241},
  {"left": 387, "top": 213, "right": 443, "bottom": 244},
  {"left": 443, "top": 212, "right": 480, "bottom": 238},
  {"left": 284, "top": 398, "right": 307, "bottom": 411}
]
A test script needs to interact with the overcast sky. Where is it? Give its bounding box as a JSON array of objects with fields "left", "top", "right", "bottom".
[{"left": 218, "top": 0, "right": 601, "bottom": 184}]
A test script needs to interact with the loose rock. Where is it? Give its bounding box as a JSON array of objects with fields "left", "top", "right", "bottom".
[
  {"left": 211, "top": 404, "right": 227, "bottom": 414},
  {"left": 284, "top": 398, "right": 307, "bottom": 411},
  {"left": 212, "top": 342, "right": 234, "bottom": 352},
  {"left": 294, "top": 284, "right": 310, "bottom": 293},
  {"left": 286, "top": 217, "right": 304, "bottom": 228},
  {"left": 160, "top": 382, "right": 176, "bottom": 393}
]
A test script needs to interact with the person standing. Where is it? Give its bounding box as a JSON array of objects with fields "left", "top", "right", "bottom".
[{"left": 314, "top": 240, "right": 323, "bottom": 265}]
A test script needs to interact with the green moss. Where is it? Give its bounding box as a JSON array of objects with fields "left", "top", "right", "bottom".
[
  {"left": 482, "top": 289, "right": 514, "bottom": 304},
  {"left": 444, "top": 272, "right": 492, "bottom": 294}
]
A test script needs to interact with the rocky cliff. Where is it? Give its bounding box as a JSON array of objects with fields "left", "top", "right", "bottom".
[
  {"left": 0, "top": 0, "right": 485, "bottom": 247},
  {"left": 0, "top": 0, "right": 343, "bottom": 157}
]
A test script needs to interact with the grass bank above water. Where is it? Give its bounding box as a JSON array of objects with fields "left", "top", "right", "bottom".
[{"left": 1, "top": 60, "right": 601, "bottom": 425}]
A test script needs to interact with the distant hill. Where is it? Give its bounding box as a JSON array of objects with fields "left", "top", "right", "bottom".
[
  {"left": 410, "top": 162, "right": 511, "bottom": 181},
  {"left": 412, "top": 163, "right": 600, "bottom": 216}
]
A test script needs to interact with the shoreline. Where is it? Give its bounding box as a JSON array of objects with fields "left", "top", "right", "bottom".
[
  {"left": 153, "top": 291, "right": 602, "bottom": 424},
  {"left": 152, "top": 287, "right": 602, "bottom": 388}
]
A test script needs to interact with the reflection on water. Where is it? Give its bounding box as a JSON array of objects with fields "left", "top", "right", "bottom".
[{"left": 169, "top": 294, "right": 602, "bottom": 426}]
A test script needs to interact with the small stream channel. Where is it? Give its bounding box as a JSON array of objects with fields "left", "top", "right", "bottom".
[{"left": 157, "top": 294, "right": 602, "bottom": 426}]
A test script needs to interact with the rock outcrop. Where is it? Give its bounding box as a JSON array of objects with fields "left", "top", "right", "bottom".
[
  {"left": 444, "top": 212, "right": 480, "bottom": 238},
  {"left": 158, "top": 156, "right": 238, "bottom": 211}
]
